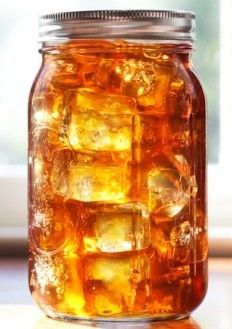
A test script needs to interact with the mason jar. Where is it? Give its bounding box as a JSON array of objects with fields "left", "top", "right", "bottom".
[{"left": 28, "top": 10, "right": 207, "bottom": 321}]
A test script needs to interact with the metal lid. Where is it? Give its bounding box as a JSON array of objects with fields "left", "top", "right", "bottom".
[{"left": 39, "top": 10, "right": 196, "bottom": 43}]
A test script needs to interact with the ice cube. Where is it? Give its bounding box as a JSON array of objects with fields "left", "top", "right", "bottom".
[
  {"left": 74, "top": 53, "right": 98, "bottom": 88},
  {"left": 30, "top": 253, "right": 68, "bottom": 302},
  {"left": 83, "top": 253, "right": 151, "bottom": 314},
  {"left": 68, "top": 164, "right": 129, "bottom": 202},
  {"left": 65, "top": 88, "right": 136, "bottom": 152},
  {"left": 48, "top": 53, "right": 98, "bottom": 90},
  {"left": 58, "top": 253, "right": 86, "bottom": 314},
  {"left": 51, "top": 61, "right": 82, "bottom": 90},
  {"left": 151, "top": 226, "right": 191, "bottom": 265},
  {"left": 148, "top": 168, "right": 188, "bottom": 217},
  {"left": 137, "top": 71, "right": 173, "bottom": 109},
  {"left": 29, "top": 157, "right": 54, "bottom": 202},
  {"left": 50, "top": 149, "right": 130, "bottom": 202},
  {"left": 32, "top": 93, "right": 63, "bottom": 129},
  {"left": 30, "top": 201, "right": 73, "bottom": 253},
  {"left": 136, "top": 115, "right": 169, "bottom": 163},
  {"left": 95, "top": 58, "right": 123, "bottom": 91},
  {"left": 31, "top": 93, "right": 68, "bottom": 162},
  {"left": 167, "top": 75, "right": 193, "bottom": 119},
  {"left": 83, "top": 202, "right": 150, "bottom": 253},
  {"left": 30, "top": 129, "right": 59, "bottom": 163},
  {"left": 115, "top": 57, "right": 176, "bottom": 111},
  {"left": 151, "top": 294, "right": 173, "bottom": 314},
  {"left": 163, "top": 265, "right": 190, "bottom": 284},
  {"left": 119, "top": 59, "right": 157, "bottom": 98},
  {"left": 168, "top": 118, "right": 190, "bottom": 151},
  {"left": 30, "top": 251, "right": 85, "bottom": 311},
  {"left": 170, "top": 221, "right": 192, "bottom": 247},
  {"left": 140, "top": 116, "right": 169, "bottom": 147},
  {"left": 170, "top": 78, "right": 185, "bottom": 91},
  {"left": 148, "top": 153, "right": 192, "bottom": 217},
  {"left": 50, "top": 149, "right": 73, "bottom": 198}
]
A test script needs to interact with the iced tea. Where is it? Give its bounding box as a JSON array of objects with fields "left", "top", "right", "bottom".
[{"left": 28, "top": 39, "right": 207, "bottom": 320}]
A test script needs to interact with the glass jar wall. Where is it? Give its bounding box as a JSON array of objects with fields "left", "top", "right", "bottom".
[{"left": 28, "top": 10, "right": 207, "bottom": 321}]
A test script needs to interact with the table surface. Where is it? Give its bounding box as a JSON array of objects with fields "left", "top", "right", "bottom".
[{"left": 0, "top": 258, "right": 231, "bottom": 329}]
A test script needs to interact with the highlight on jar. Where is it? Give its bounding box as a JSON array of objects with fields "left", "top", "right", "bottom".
[{"left": 28, "top": 10, "right": 207, "bottom": 322}]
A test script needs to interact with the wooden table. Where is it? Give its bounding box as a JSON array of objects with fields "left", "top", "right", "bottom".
[{"left": 0, "top": 258, "right": 231, "bottom": 329}]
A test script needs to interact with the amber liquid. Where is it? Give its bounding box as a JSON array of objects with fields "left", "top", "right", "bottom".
[{"left": 28, "top": 40, "right": 207, "bottom": 320}]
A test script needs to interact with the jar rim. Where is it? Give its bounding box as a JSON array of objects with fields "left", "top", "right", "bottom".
[{"left": 39, "top": 10, "right": 196, "bottom": 43}]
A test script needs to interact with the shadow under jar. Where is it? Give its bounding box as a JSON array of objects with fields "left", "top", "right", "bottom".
[{"left": 28, "top": 10, "right": 207, "bottom": 322}]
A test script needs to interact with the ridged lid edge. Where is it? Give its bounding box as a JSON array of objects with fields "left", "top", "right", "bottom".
[
  {"left": 40, "top": 10, "right": 195, "bottom": 22},
  {"left": 39, "top": 10, "right": 195, "bottom": 43}
]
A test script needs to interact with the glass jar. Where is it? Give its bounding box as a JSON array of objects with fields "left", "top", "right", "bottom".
[{"left": 28, "top": 10, "right": 207, "bottom": 321}]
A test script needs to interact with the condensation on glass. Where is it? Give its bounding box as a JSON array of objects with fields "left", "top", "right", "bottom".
[{"left": 28, "top": 10, "right": 207, "bottom": 321}]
